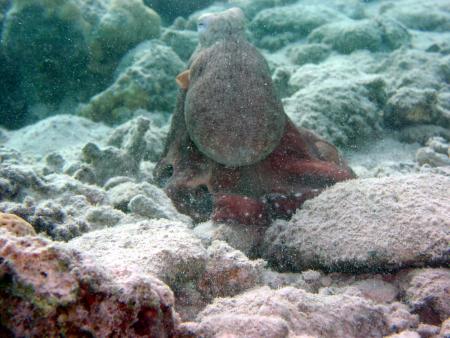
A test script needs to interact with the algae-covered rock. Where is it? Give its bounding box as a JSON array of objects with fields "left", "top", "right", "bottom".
[
  {"left": 106, "top": 115, "right": 168, "bottom": 163},
  {"left": 104, "top": 180, "right": 191, "bottom": 223},
  {"left": 308, "top": 17, "right": 410, "bottom": 54},
  {"left": 0, "top": 230, "right": 177, "bottom": 336},
  {"left": 228, "top": 0, "right": 297, "bottom": 19},
  {"left": 284, "top": 69, "right": 385, "bottom": 146},
  {"left": 385, "top": 87, "right": 440, "bottom": 127},
  {"left": 249, "top": 4, "right": 345, "bottom": 51},
  {"left": 81, "top": 142, "right": 140, "bottom": 185},
  {"left": 379, "top": 50, "right": 450, "bottom": 128},
  {"left": 80, "top": 41, "right": 184, "bottom": 124},
  {"left": 381, "top": 0, "right": 450, "bottom": 32},
  {"left": 287, "top": 43, "right": 331, "bottom": 66},
  {"left": 161, "top": 28, "right": 198, "bottom": 61},
  {"left": 379, "top": 49, "right": 449, "bottom": 94},
  {"left": 264, "top": 173, "right": 450, "bottom": 272}
]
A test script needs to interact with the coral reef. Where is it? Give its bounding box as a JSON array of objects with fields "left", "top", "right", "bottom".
[
  {"left": 399, "top": 268, "right": 450, "bottom": 324},
  {"left": 68, "top": 220, "right": 207, "bottom": 287}
]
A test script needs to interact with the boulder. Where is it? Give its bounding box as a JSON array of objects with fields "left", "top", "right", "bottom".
[
  {"left": 265, "top": 173, "right": 450, "bottom": 272},
  {"left": 183, "top": 286, "right": 391, "bottom": 337},
  {"left": 308, "top": 17, "right": 410, "bottom": 54},
  {"left": 249, "top": 4, "right": 345, "bottom": 51}
]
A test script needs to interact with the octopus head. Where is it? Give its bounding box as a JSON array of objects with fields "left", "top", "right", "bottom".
[{"left": 197, "top": 7, "right": 246, "bottom": 47}]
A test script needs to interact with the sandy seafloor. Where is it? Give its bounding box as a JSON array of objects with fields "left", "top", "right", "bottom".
[{"left": 0, "top": 0, "right": 449, "bottom": 337}]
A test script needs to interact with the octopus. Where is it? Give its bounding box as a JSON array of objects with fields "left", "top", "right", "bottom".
[{"left": 154, "top": 8, "right": 356, "bottom": 226}]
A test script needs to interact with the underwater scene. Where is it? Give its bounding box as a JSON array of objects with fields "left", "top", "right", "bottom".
[{"left": 0, "top": 0, "right": 449, "bottom": 336}]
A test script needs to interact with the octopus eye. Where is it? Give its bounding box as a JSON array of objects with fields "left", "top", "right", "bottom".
[
  {"left": 197, "top": 20, "right": 207, "bottom": 33},
  {"left": 197, "top": 13, "right": 214, "bottom": 33},
  {"left": 155, "top": 164, "right": 174, "bottom": 187}
]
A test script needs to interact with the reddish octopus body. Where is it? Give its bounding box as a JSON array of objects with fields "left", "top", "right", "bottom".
[{"left": 154, "top": 90, "right": 356, "bottom": 226}]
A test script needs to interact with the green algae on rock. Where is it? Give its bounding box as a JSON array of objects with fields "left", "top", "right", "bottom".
[{"left": 80, "top": 40, "right": 184, "bottom": 124}]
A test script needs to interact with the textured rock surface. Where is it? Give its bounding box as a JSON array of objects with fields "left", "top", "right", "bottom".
[
  {"left": 379, "top": 49, "right": 450, "bottom": 129},
  {"left": 308, "top": 17, "right": 410, "bottom": 53},
  {"left": 265, "top": 173, "right": 450, "bottom": 272},
  {"left": 399, "top": 269, "right": 450, "bottom": 324},
  {"left": 198, "top": 240, "right": 265, "bottom": 299},
  {"left": 80, "top": 41, "right": 184, "bottom": 124},
  {"left": 440, "top": 318, "right": 450, "bottom": 337},
  {"left": 0, "top": 212, "right": 36, "bottom": 236},
  {"left": 106, "top": 115, "right": 169, "bottom": 163},
  {"left": 284, "top": 60, "right": 385, "bottom": 146},
  {"left": 161, "top": 28, "right": 199, "bottom": 61},
  {"left": 324, "top": 278, "right": 400, "bottom": 304},
  {"left": 416, "top": 136, "right": 450, "bottom": 167},
  {"left": 68, "top": 220, "right": 207, "bottom": 286},
  {"left": 0, "top": 147, "right": 126, "bottom": 240},
  {"left": 287, "top": 43, "right": 331, "bottom": 65},
  {"left": 4, "top": 115, "right": 110, "bottom": 158},
  {"left": 0, "top": 230, "right": 177, "bottom": 337},
  {"left": 381, "top": 0, "right": 450, "bottom": 32},
  {"left": 194, "top": 221, "right": 267, "bottom": 257},
  {"left": 249, "top": 4, "right": 345, "bottom": 50},
  {"left": 105, "top": 181, "right": 191, "bottom": 224},
  {"left": 183, "top": 286, "right": 391, "bottom": 338}
]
